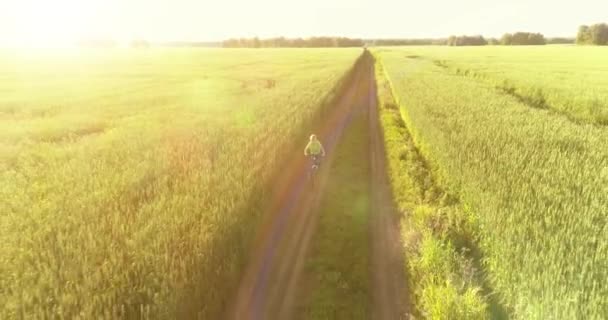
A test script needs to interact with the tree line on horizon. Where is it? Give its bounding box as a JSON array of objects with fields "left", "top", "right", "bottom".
[
  {"left": 367, "top": 39, "right": 447, "bottom": 46},
  {"left": 222, "top": 37, "right": 364, "bottom": 48},
  {"left": 76, "top": 23, "right": 607, "bottom": 48},
  {"left": 222, "top": 34, "right": 550, "bottom": 48},
  {"left": 222, "top": 33, "right": 579, "bottom": 48},
  {"left": 446, "top": 32, "right": 550, "bottom": 46},
  {"left": 222, "top": 23, "right": 608, "bottom": 48},
  {"left": 427, "top": 23, "right": 606, "bottom": 47},
  {"left": 576, "top": 23, "right": 608, "bottom": 45}
]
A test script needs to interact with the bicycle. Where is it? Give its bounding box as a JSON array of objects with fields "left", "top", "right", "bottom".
[{"left": 307, "top": 154, "right": 322, "bottom": 186}]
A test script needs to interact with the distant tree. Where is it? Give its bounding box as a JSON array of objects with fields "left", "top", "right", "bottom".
[
  {"left": 222, "top": 36, "right": 364, "bottom": 48},
  {"left": 487, "top": 38, "right": 500, "bottom": 45},
  {"left": 274, "top": 37, "right": 290, "bottom": 47},
  {"left": 546, "top": 37, "right": 575, "bottom": 44},
  {"left": 370, "top": 38, "right": 442, "bottom": 46},
  {"left": 222, "top": 39, "right": 238, "bottom": 47},
  {"left": 501, "top": 33, "right": 513, "bottom": 45},
  {"left": 447, "top": 35, "right": 487, "bottom": 46},
  {"left": 335, "top": 37, "right": 364, "bottom": 47},
  {"left": 577, "top": 23, "right": 608, "bottom": 45},
  {"left": 292, "top": 38, "right": 306, "bottom": 47},
  {"left": 577, "top": 25, "right": 591, "bottom": 44},
  {"left": 501, "top": 32, "right": 545, "bottom": 45},
  {"left": 591, "top": 23, "right": 608, "bottom": 45}
]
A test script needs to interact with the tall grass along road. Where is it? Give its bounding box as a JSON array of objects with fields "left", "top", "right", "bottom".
[
  {"left": 0, "top": 48, "right": 360, "bottom": 319},
  {"left": 368, "top": 57, "right": 409, "bottom": 320},
  {"left": 375, "top": 47, "right": 607, "bottom": 319}
]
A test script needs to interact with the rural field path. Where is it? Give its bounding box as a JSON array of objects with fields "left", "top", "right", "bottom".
[
  {"left": 367, "top": 62, "right": 409, "bottom": 320},
  {"left": 226, "top": 53, "right": 408, "bottom": 320}
]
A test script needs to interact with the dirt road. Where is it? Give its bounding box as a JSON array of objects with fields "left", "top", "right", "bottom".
[
  {"left": 368, "top": 61, "right": 410, "bottom": 320},
  {"left": 226, "top": 53, "right": 407, "bottom": 320}
]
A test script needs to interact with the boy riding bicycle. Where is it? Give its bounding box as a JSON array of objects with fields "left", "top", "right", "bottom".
[{"left": 304, "top": 134, "right": 326, "bottom": 169}]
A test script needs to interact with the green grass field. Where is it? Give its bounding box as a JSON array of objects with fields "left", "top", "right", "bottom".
[
  {"left": 374, "top": 56, "right": 489, "bottom": 319},
  {"left": 0, "top": 48, "right": 360, "bottom": 319},
  {"left": 390, "top": 46, "right": 608, "bottom": 124},
  {"left": 375, "top": 46, "right": 607, "bottom": 319},
  {"left": 2, "top": 45, "right": 607, "bottom": 320}
]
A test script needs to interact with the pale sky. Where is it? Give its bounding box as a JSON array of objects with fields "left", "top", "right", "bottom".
[{"left": 1, "top": 0, "right": 606, "bottom": 46}]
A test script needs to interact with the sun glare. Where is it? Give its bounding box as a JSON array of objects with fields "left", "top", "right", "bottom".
[
  {"left": 1, "top": 0, "right": 607, "bottom": 48},
  {"left": 5, "top": 0, "right": 100, "bottom": 48}
]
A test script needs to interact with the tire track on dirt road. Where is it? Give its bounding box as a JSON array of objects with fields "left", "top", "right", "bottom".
[
  {"left": 296, "top": 53, "right": 408, "bottom": 320},
  {"left": 293, "top": 63, "right": 372, "bottom": 319},
  {"left": 226, "top": 60, "right": 365, "bottom": 320},
  {"left": 368, "top": 59, "right": 410, "bottom": 320},
  {"left": 226, "top": 52, "right": 408, "bottom": 320}
]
